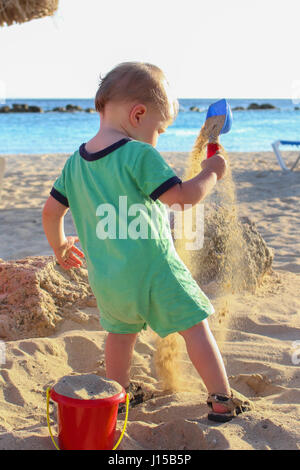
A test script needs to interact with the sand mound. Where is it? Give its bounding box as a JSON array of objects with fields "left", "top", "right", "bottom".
[
  {"left": 53, "top": 374, "right": 123, "bottom": 400},
  {"left": 0, "top": 256, "right": 97, "bottom": 340},
  {"left": 192, "top": 212, "right": 274, "bottom": 293}
]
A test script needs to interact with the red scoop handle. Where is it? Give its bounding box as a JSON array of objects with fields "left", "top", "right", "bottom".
[{"left": 207, "top": 142, "right": 220, "bottom": 158}]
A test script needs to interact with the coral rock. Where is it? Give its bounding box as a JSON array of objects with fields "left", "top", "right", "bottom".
[{"left": 0, "top": 256, "right": 96, "bottom": 340}]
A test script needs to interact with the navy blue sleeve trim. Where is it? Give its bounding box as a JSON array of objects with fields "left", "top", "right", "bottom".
[
  {"left": 149, "top": 176, "right": 182, "bottom": 201},
  {"left": 50, "top": 187, "right": 69, "bottom": 207}
]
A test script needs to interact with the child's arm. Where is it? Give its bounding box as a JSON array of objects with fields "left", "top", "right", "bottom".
[
  {"left": 159, "top": 153, "right": 227, "bottom": 210},
  {"left": 42, "top": 195, "right": 84, "bottom": 270}
]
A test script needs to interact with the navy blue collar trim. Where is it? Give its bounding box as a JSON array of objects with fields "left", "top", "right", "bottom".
[{"left": 79, "top": 138, "right": 132, "bottom": 161}]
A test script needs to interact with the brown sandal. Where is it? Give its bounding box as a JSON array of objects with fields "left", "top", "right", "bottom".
[{"left": 207, "top": 388, "right": 254, "bottom": 422}]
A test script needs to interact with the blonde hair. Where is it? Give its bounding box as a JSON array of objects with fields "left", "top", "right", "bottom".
[{"left": 95, "top": 62, "right": 178, "bottom": 122}]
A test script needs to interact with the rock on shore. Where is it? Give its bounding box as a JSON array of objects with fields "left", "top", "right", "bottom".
[
  {"left": 0, "top": 104, "right": 43, "bottom": 113},
  {"left": 247, "top": 102, "right": 276, "bottom": 110},
  {"left": 0, "top": 104, "right": 96, "bottom": 113}
]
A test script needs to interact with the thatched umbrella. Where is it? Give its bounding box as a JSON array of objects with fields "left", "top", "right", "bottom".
[{"left": 0, "top": 0, "right": 58, "bottom": 27}]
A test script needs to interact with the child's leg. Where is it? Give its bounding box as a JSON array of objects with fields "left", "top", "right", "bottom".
[
  {"left": 179, "top": 319, "right": 230, "bottom": 412},
  {"left": 105, "top": 332, "right": 138, "bottom": 389}
]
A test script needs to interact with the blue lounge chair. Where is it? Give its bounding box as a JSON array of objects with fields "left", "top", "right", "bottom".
[{"left": 272, "top": 140, "right": 300, "bottom": 171}]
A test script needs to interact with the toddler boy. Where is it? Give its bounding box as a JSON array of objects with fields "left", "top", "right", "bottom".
[{"left": 43, "top": 62, "right": 251, "bottom": 421}]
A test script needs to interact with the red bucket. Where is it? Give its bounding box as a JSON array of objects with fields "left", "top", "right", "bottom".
[{"left": 47, "top": 386, "right": 127, "bottom": 450}]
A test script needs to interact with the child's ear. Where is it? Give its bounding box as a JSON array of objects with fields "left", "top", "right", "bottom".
[{"left": 130, "top": 104, "right": 147, "bottom": 127}]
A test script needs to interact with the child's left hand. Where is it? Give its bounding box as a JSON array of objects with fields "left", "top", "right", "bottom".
[{"left": 54, "top": 236, "right": 85, "bottom": 270}]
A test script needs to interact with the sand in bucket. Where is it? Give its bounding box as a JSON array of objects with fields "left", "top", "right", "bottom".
[
  {"left": 53, "top": 373, "right": 123, "bottom": 400},
  {"left": 48, "top": 374, "right": 127, "bottom": 450}
]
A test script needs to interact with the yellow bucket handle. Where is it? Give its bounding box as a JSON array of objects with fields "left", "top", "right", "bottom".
[{"left": 46, "top": 387, "right": 129, "bottom": 451}]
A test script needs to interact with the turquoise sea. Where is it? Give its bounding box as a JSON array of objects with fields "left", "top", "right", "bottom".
[{"left": 0, "top": 98, "right": 299, "bottom": 154}]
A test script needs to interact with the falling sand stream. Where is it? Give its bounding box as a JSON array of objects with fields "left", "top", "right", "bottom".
[{"left": 154, "top": 116, "right": 249, "bottom": 393}]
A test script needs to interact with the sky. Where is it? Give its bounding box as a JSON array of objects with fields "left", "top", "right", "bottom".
[{"left": 0, "top": 0, "right": 299, "bottom": 99}]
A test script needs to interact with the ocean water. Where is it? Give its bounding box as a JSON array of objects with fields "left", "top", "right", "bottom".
[{"left": 0, "top": 98, "right": 299, "bottom": 154}]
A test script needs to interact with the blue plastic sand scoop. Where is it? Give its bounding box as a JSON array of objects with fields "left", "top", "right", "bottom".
[{"left": 206, "top": 98, "right": 233, "bottom": 135}]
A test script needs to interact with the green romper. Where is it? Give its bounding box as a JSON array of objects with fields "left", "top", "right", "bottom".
[{"left": 50, "top": 138, "right": 215, "bottom": 337}]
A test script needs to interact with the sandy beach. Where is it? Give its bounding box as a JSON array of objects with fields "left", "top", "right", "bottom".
[{"left": 0, "top": 150, "right": 300, "bottom": 450}]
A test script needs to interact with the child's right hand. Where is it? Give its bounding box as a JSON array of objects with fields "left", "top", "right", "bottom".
[{"left": 201, "top": 153, "right": 227, "bottom": 180}]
